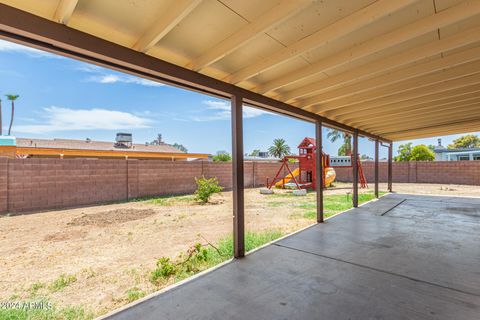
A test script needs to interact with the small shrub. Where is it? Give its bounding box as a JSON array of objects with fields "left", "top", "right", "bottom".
[
  {"left": 194, "top": 177, "right": 223, "bottom": 203},
  {"left": 126, "top": 288, "right": 146, "bottom": 303},
  {"left": 49, "top": 274, "right": 77, "bottom": 292}
]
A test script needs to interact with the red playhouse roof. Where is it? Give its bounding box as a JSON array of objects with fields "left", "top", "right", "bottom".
[{"left": 297, "top": 137, "right": 316, "bottom": 149}]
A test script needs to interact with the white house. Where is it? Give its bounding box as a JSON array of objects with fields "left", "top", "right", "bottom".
[{"left": 434, "top": 139, "right": 480, "bottom": 161}]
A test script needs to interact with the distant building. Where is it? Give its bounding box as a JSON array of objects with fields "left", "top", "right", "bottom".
[
  {"left": 434, "top": 138, "right": 480, "bottom": 161},
  {"left": 244, "top": 151, "right": 280, "bottom": 162},
  {"left": 0, "top": 133, "right": 209, "bottom": 160}
]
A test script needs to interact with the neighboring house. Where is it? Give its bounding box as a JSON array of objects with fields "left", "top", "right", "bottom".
[
  {"left": 244, "top": 151, "right": 281, "bottom": 162},
  {"left": 434, "top": 138, "right": 480, "bottom": 161},
  {"left": 0, "top": 133, "right": 209, "bottom": 160}
]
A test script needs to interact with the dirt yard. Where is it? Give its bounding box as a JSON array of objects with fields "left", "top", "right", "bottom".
[{"left": 1, "top": 182, "right": 479, "bottom": 318}]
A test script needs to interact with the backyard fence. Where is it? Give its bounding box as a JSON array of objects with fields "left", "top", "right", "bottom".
[
  {"left": 0, "top": 158, "right": 285, "bottom": 214},
  {"left": 0, "top": 158, "right": 479, "bottom": 214}
]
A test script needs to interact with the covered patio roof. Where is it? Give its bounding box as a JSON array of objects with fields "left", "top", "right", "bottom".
[{"left": 1, "top": 0, "right": 479, "bottom": 141}]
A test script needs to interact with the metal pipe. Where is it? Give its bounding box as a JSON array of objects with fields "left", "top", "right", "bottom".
[
  {"left": 352, "top": 130, "right": 359, "bottom": 207},
  {"left": 315, "top": 120, "right": 324, "bottom": 222},
  {"left": 375, "top": 139, "right": 379, "bottom": 198},
  {"left": 388, "top": 142, "right": 393, "bottom": 192},
  {"left": 231, "top": 95, "right": 245, "bottom": 258}
]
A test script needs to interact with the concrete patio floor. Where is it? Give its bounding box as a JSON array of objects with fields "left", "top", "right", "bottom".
[{"left": 105, "top": 194, "right": 480, "bottom": 320}]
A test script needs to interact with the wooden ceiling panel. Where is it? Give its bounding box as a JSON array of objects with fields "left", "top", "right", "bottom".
[{"left": 2, "top": 0, "right": 480, "bottom": 141}]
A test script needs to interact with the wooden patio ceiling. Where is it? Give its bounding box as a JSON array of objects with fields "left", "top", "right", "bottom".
[{"left": 1, "top": 0, "right": 480, "bottom": 141}]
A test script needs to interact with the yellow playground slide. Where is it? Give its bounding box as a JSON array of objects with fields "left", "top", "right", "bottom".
[
  {"left": 275, "top": 168, "right": 300, "bottom": 187},
  {"left": 275, "top": 167, "right": 336, "bottom": 188}
]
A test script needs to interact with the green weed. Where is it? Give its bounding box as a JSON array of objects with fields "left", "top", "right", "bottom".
[{"left": 49, "top": 274, "right": 77, "bottom": 292}]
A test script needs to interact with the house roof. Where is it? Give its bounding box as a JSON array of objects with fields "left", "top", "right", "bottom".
[
  {"left": 297, "top": 138, "right": 316, "bottom": 149},
  {"left": 434, "top": 147, "right": 480, "bottom": 153},
  {"left": 2, "top": 1, "right": 480, "bottom": 141},
  {"left": 16, "top": 138, "right": 183, "bottom": 153}
]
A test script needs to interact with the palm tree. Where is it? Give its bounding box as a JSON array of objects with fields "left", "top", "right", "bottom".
[
  {"left": 5, "top": 94, "right": 19, "bottom": 135},
  {"left": 268, "top": 138, "right": 291, "bottom": 158},
  {"left": 327, "top": 129, "right": 352, "bottom": 156}
]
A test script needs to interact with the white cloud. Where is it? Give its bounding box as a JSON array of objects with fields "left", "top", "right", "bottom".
[
  {"left": 192, "top": 100, "right": 272, "bottom": 121},
  {"left": 0, "top": 39, "right": 61, "bottom": 58},
  {"left": 86, "top": 74, "right": 164, "bottom": 87},
  {"left": 15, "top": 106, "right": 152, "bottom": 134}
]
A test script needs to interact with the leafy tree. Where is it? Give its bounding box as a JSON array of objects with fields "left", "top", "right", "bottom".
[
  {"left": 448, "top": 134, "right": 480, "bottom": 149},
  {"left": 394, "top": 143, "right": 413, "bottom": 162},
  {"left": 5, "top": 94, "right": 19, "bottom": 135},
  {"left": 149, "top": 134, "right": 163, "bottom": 145},
  {"left": 361, "top": 154, "right": 372, "bottom": 160},
  {"left": 268, "top": 139, "right": 291, "bottom": 158},
  {"left": 249, "top": 149, "right": 261, "bottom": 157},
  {"left": 410, "top": 145, "right": 435, "bottom": 161},
  {"left": 213, "top": 151, "right": 231, "bottom": 162},
  {"left": 327, "top": 129, "right": 351, "bottom": 156},
  {"left": 172, "top": 143, "right": 188, "bottom": 153},
  {"left": 427, "top": 144, "right": 436, "bottom": 152},
  {"left": 394, "top": 143, "right": 434, "bottom": 161}
]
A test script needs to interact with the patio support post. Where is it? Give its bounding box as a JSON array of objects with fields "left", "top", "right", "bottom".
[
  {"left": 315, "top": 120, "right": 324, "bottom": 223},
  {"left": 231, "top": 94, "right": 245, "bottom": 258},
  {"left": 388, "top": 142, "right": 393, "bottom": 192},
  {"left": 374, "top": 139, "right": 379, "bottom": 198},
  {"left": 352, "top": 130, "right": 359, "bottom": 208}
]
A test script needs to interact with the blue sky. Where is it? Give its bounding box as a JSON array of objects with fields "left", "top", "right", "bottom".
[{"left": 0, "top": 39, "right": 477, "bottom": 158}]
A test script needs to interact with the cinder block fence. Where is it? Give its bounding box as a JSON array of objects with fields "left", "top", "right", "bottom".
[{"left": 0, "top": 158, "right": 479, "bottom": 214}]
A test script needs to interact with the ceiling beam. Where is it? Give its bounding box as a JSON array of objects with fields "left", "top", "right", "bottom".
[
  {"left": 226, "top": 0, "right": 415, "bottom": 84},
  {"left": 53, "top": 0, "right": 78, "bottom": 25},
  {"left": 0, "top": 3, "right": 389, "bottom": 144},
  {"left": 362, "top": 103, "right": 480, "bottom": 131},
  {"left": 332, "top": 83, "right": 480, "bottom": 120},
  {"left": 382, "top": 118, "right": 480, "bottom": 140},
  {"left": 299, "top": 45, "right": 480, "bottom": 106},
  {"left": 259, "top": 0, "right": 480, "bottom": 94},
  {"left": 345, "top": 94, "right": 480, "bottom": 126},
  {"left": 278, "top": 26, "right": 480, "bottom": 102},
  {"left": 132, "top": 0, "right": 202, "bottom": 53},
  {"left": 188, "top": 0, "right": 311, "bottom": 71},
  {"left": 308, "top": 62, "right": 480, "bottom": 114}
]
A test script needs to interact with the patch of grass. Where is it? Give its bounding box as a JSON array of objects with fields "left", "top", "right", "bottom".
[
  {"left": 49, "top": 274, "right": 77, "bottom": 292},
  {"left": 150, "top": 230, "right": 284, "bottom": 286},
  {"left": 131, "top": 194, "right": 195, "bottom": 206},
  {"left": 125, "top": 288, "right": 146, "bottom": 303},
  {"left": 299, "top": 192, "right": 386, "bottom": 219},
  {"left": 0, "top": 299, "right": 94, "bottom": 320},
  {"left": 267, "top": 201, "right": 285, "bottom": 207},
  {"left": 29, "top": 282, "right": 45, "bottom": 297}
]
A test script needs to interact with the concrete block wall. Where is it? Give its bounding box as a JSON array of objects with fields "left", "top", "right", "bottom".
[
  {"left": 335, "top": 161, "right": 480, "bottom": 185},
  {"left": 2, "top": 158, "right": 479, "bottom": 214},
  {"left": 0, "top": 159, "right": 287, "bottom": 214}
]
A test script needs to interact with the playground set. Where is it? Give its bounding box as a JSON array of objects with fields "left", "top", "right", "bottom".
[{"left": 267, "top": 137, "right": 367, "bottom": 191}]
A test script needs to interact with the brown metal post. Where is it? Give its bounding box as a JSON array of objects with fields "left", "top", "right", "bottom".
[
  {"left": 388, "top": 142, "right": 393, "bottom": 192},
  {"left": 231, "top": 94, "right": 245, "bottom": 258},
  {"left": 315, "top": 120, "right": 324, "bottom": 223},
  {"left": 374, "top": 139, "right": 379, "bottom": 198},
  {"left": 352, "top": 130, "right": 359, "bottom": 208}
]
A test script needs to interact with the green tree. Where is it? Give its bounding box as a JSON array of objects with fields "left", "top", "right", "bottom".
[
  {"left": 268, "top": 139, "right": 291, "bottom": 158},
  {"left": 213, "top": 151, "right": 231, "bottom": 162},
  {"left": 395, "top": 143, "right": 434, "bottom": 161},
  {"left": 448, "top": 134, "right": 480, "bottom": 149},
  {"left": 327, "top": 129, "right": 351, "bottom": 156},
  {"left": 172, "top": 143, "right": 188, "bottom": 153},
  {"left": 394, "top": 143, "right": 413, "bottom": 162},
  {"left": 410, "top": 145, "right": 435, "bottom": 161},
  {"left": 5, "top": 94, "right": 19, "bottom": 135},
  {"left": 249, "top": 149, "right": 261, "bottom": 157},
  {"left": 149, "top": 133, "right": 163, "bottom": 145}
]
